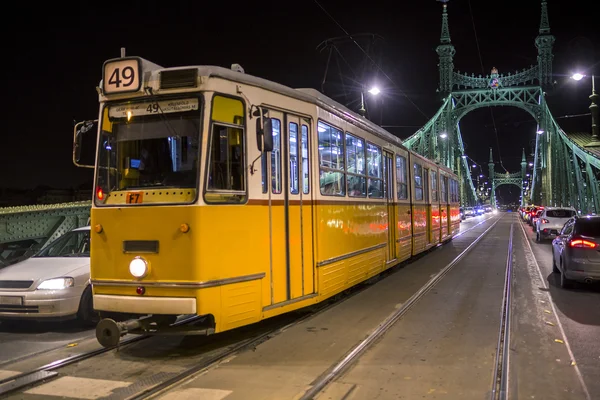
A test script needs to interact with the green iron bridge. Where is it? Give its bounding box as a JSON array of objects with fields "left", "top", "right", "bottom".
[
  {"left": 403, "top": 0, "right": 600, "bottom": 213},
  {"left": 1, "top": 1, "right": 599, "bottom": 266}
]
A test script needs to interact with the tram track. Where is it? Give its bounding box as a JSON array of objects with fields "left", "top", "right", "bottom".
[
  {"left": 0, "top": 283, "right": 371, "bottom": 400},
  {"left": 297, "top": 214, "right": 506, "bottom": 399},
  {"left": 0, "top": 215, "right": 498, "bottom": 400},
  {"left": 490, "top": 223, "right": 514, "bottom": 400}
]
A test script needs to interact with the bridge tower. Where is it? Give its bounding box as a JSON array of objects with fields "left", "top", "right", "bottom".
[
  {"left": 436, "top": 0, "right": 455, "bottom": 97},
  {"left": 535, "top": 1, "right": 555, "bottom": 89},
  {"left": 521, "top": 148, "right": 528, "bottom": 203},
  {"left": 489, "top": 148, "right": 495, "bottom": 207}
]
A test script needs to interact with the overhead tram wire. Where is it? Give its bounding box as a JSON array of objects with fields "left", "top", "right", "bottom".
[
  {"left": 313, "top": 0, "right": 430, "bottom": 121},
  {"left": 467, "top": 0, "right": 508, "bottom": 173}
]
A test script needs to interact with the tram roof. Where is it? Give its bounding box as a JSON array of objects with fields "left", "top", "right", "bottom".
[{"left": 157, "top": 64, "right": 406, "bottom": 148}]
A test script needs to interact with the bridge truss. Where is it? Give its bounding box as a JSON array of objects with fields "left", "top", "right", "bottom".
[
  {"left": 0, "top": 202, "right": 90, "bottom": 267},
  {"left": 402, "top": 1, "right": 600, "bottom": 212}
]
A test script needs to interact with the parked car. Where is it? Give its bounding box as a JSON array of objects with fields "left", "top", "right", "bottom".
[
  {"left": 0, "top": 226, "right": 97, "bottom": 324},
  {"left": 535, "top": 207, "right": 577, "bottom": 241},
  {"left": 552, "top": 216, "right": 600, "bottom": 288}
]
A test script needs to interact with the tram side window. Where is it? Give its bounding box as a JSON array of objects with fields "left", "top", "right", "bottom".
[
  {"left": 396, "top": 155, "right": 408, "bottom": 200},
  {"left": 431, "top": 170, "right": 438, "bottom": 202},
  {"left": 346, "top": 133, "right": 366, "bottom": 197},
  {"left": 441, "top": 176, "right": 448, "bottom": 203},
  {"left": 451, "top": 178, "right": 459, "bottom": 202},
  {"left": 318, "top": 121, "right": 345, "bottom": 196},
  {"left": 367, "top": 143, "right": 383, "bottom": 198},
  {"left": 271, "top": 119, "right": 282, "bottom": 194},
  {"left": 414, "top": 163, "right": 423, "bottom": 201},
  {"left": 290, "top": 122, "right": 299, "bottom": 194},
  {"left": 206, "top": 95, "right": 246, "bottom": 204},
  {"left": 302, "top": 125, "right": 310, "bottom": 194}
]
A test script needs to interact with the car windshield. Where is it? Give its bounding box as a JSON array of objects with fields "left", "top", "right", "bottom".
[{"left": 34, "top": 230, "right": 90, "bottom": 258}]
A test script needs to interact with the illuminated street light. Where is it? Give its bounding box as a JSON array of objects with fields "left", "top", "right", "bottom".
[
  {"left": 368, "top": 87, "right": 381, "bottom": 95},
  {"left": 537, "top": 129, "right": 544, "bottom": 134},
  {"left": 529, "top": 162, "right": 533, "bottom": 166},
  {"left": 571, "top": 73, "right": 585, "bottom": 81},
  {"left": 571, "top": 72, "right": 599, "bottom": 145},
  {"left": 439, "top": 132, "right": 448, "bottom": 139}
]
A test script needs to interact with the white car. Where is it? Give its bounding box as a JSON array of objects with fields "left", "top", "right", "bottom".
[
  {"left": 536, "top": 207, "right": 577, "bottom": 242},
  {"left": 0, "top": 226, "right": 96, "bottom": 323}
]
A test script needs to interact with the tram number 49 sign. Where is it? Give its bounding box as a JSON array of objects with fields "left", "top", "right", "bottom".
[{"left": 103, "top": 58, "right": 141, "bottom": 94}]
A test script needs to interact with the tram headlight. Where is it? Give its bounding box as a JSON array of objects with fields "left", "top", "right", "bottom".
[{"left": 129, "top": 256, "right": 149, "bottom": 279}]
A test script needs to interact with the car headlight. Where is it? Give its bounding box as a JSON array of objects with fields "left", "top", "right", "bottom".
[
  {"left": 37, "top": 277, "right": 75, "bottom": 290},
  {"left": 129, "top": 256, "right": 149, "bottom": 279}
]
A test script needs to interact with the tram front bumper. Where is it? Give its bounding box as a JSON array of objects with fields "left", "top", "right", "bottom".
[{"left": 93, "top": 294, "right": 197, "bottom": 315}]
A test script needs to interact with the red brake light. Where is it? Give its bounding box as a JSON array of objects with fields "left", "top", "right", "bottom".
[
  {"left": 569, "top": 239, "right": 598, "bottom": 249},
  {"left": 96, "top": 187, "right": 104, "bottom": 200}
]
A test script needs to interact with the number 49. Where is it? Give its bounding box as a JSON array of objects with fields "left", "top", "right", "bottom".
[{"left": 108, "top": 66, "right": 135, "bottom": 88}]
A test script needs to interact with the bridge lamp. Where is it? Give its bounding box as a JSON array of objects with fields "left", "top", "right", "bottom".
[
  {"left": 461, "top": 155, "right": 467, "bottom": 159},
  {"left": 571, "top": 73, "right": 585, "bottom": 81},
  {"left": 439, "top": 132, "right": 448, "bottom": 139},
  {"left": 537, "top": 129, "right": 544, "bottom": 134},
  {"left": 529, "top": 162, "right": 533, "bottom": 166},
  {"left": 368, "top": 87, "right": 381, "bottom": 95}
]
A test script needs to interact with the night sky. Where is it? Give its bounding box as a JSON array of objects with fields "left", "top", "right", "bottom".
[{"left": 1, "top": 1, "right": 598, "bottom": 204}]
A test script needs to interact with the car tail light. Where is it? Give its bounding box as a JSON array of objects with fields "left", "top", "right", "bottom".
[
  {"left": 541, "top": 218, "right": 549, "bottom": 224},
  {"left": 569, "top": 238, "right": 598, "bottom": 249}
]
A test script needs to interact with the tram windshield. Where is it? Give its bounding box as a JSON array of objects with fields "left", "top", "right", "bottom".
[{"left": 95, "top": 96, "right": 202, "bottom": 205}]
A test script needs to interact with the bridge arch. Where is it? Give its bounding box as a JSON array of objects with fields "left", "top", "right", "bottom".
[{"left": 452, "top": 87, "right": 544, "bottom": 125}]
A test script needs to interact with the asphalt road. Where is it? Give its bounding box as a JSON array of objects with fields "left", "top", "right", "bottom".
[
  {"left": 0, "top": 319, "right": 94, "bottom": 366},
  {"left": 519, "top": 216, "right": 600, "bottom": 399}
]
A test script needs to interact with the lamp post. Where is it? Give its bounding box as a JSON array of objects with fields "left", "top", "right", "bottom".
[
  {"left": 571, "top": 73, "right": 600, "bottom": 146},
  {"left": 359, "top": 86, "right": 381, "bottom": 118}
]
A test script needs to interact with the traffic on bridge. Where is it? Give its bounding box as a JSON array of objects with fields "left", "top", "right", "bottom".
[{"left": 0, "top": 1, "right": 598, "bottom": 399}]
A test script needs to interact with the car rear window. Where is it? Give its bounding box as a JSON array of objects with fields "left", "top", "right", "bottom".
[
  {"left": 546, "top": 209, "right": 576, "bottom": 218},
  {"left": 575, "top": 219, "right": 600, "bottom": 237}
]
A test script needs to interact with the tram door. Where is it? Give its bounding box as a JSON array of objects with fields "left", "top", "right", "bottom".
[
  {"left": 384, "top": 151, "right": 396, "bottom": 262},
  {"left": 266, "top": 110, "right": 314, "bottom": 306}
]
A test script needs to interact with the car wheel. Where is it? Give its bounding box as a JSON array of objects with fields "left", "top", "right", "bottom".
[
  {"left": 77, "top": 286, "right": 99, "bottom": 326},
  {"left": 552, "top": 255, "right": 560, "bottom": 273},
  {"left": 560, "top": 263, "right": 573, "bottom": 289}
]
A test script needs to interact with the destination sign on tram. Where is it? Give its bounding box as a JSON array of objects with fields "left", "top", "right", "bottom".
[{"left": 109, "top": 98, "right": 199, "bottom": 119}]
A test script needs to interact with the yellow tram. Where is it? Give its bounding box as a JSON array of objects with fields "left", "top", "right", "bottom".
[{"left": 79, "top": 55, "right": 461, "bottom": 347}]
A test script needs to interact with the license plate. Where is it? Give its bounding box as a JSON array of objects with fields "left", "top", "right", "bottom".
[
  {"left": 126, "top": 192, "right": 144, "bottom": 204},
  {"left": 0, "top": 296, "right": 23, "bottom": 305}
]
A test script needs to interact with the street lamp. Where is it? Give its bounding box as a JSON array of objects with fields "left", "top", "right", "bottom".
[
  {"left": 359, "top": 86, "right": 380, "bottom": 117},
  {"left": 439, "top": 132, "right": 448, "bottom": 139},
  {"left": 571, "top": 72, "right": 599, "bottom": 146},
  {"left": 571, "top": 73, "right": 585, "bottom": 81}
]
